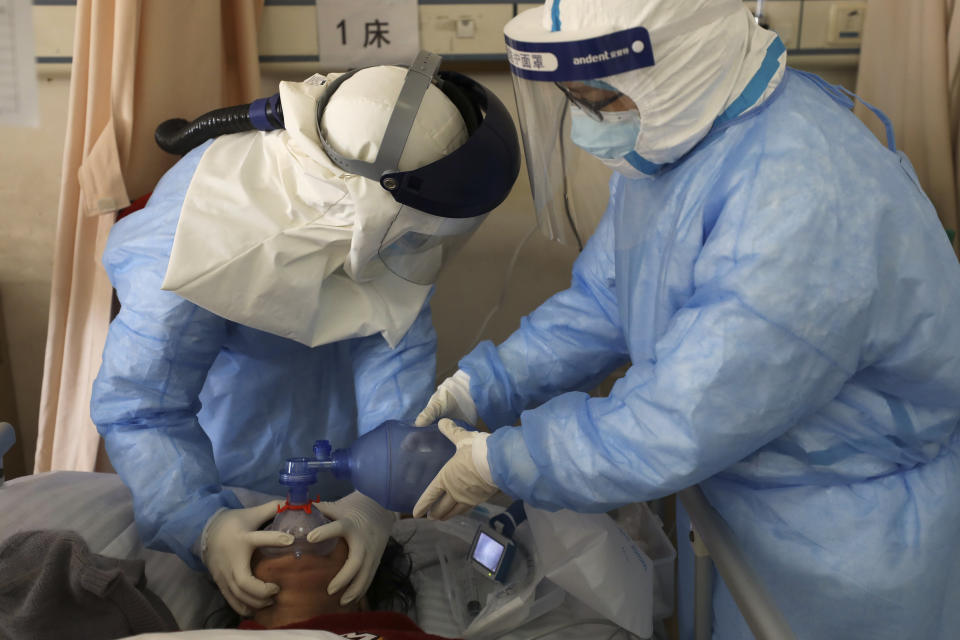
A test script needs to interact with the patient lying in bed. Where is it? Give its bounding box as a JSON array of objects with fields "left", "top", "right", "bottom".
[
  {"left": 240, "top": 534, "right": 451, "bottom": 639},
  {"left": 2, "top": 473, "right": 670, "bottom": 639},
  {"left": 0, "top": 472, "right": 470, "bottom": 637},
  {"left": 170, "top": 504, "right": 451, "bottom": 640},
  {"left": 0, "top": 527, "right": 453, "bottom": 640}
]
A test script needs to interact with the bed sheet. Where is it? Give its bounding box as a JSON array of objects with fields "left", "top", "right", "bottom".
[{"left": 0, "top": 471, "right": 240, "bottom": 630}]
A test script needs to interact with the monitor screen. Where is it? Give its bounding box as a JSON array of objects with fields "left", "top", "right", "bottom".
[{"left": 472, "top": 531, "right": 505, "bottom": 572}]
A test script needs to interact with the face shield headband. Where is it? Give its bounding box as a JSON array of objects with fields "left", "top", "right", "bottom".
[
  {"left": 316, "top": 51, "right": 521, "bottom": 284},
  {"left": 503, "top": 0, "right": 744, "bottom": 245},
  {"left": 315, "top": 50, "right": 521, "bottom": 221}
]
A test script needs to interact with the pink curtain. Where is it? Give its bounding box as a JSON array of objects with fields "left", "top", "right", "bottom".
[
  {"left": 35, "top": 0, "right": 264, "bottom": 473},
  {"left": 855, "top": 0, "right": 960, "bottom": 256}
]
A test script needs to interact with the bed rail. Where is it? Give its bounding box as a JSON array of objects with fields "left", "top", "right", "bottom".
[
  {"left": 0, "top": 422, "right": 15, "bottom": 487},
  {"left": 678, "top": 486, "right": 797, "bottom": 640}
]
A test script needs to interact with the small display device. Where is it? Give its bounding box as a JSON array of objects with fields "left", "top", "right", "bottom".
[{"left": 469, "top": 525, "right": 516, "bottom": 583}]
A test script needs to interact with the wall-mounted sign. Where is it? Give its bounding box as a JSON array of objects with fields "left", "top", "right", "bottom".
[
  {"left": 316, "top": 0, "right": 420, "bottom": 69},
  {"left": 0, "top": 0, "right": 38, "bottom": 127}
]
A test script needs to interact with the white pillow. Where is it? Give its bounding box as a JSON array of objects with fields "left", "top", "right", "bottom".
[{"left": 0, "top": 471, "right": 279, "bottom": 630}]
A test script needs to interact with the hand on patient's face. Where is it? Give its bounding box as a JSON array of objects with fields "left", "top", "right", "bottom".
[{"left": 251, "top": 537, "right": 362, "bottom": 628}]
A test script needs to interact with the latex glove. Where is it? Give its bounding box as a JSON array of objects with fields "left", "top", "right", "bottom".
[
  {"left": 200, "top": 500, "right": 291, "bottom": 615},
  {"left": 414, "top": 369, "right": 478, "bottom": 427},
  {"left": 413, "top": 418, "right": 497, "bottom": 520},
  {"left": 306, "top": 491, "right": 396, "bottom": 605}
]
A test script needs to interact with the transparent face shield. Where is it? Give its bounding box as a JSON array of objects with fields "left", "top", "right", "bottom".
[
  {"left": 504, "top": 15, "right": 656, "bottom": 247},
  {"left": 510, "top": 76, "right": 618, "bottom": 247},
  {"left": 378, "top": 204, "right": 488, "bottom": 285}
]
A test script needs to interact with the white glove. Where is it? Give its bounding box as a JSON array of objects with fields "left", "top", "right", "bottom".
[
  {"left": 306, "top": 491, "right": 396, "bottom": 605},
  {"left": 412, "top": 418, "right": 497, "bottom": 520},
  {"left": 414, "top": 369, "right": 478, "bottom": 427},
  {"left": 200, "top": 500, "right": 292, "bottom": 616}
]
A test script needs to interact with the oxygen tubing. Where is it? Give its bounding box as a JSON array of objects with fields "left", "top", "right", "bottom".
[{"left": 154, "top": 93, "right": 284, "bottom": 155}]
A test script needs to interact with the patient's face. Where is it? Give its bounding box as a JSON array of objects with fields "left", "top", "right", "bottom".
[{"left": 251, "top": 538, "right": 362, "bottom": 628}]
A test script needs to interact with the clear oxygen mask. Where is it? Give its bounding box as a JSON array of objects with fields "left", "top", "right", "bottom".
[{"left": 259, "top": 459, "right": 338, "bottom": 559}]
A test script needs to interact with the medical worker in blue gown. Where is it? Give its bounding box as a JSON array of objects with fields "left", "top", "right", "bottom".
[
  {"left": 412, "top": 1, "right": 960, "bottom": 638},
  {"left": 91, "top": 55, "right": 518, "bottom": 618}
]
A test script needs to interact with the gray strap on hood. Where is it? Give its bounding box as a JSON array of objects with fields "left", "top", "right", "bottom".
[{"left": 319, "top": 50, "right": 442, "bottom": 181}]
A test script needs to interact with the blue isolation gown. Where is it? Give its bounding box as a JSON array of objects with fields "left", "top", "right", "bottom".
[
  {"left": 91, "top": 143, "right": 437, "bottom": 569},
  {"left": 462, "top": 70, "right": 960, "bottom": 639}
]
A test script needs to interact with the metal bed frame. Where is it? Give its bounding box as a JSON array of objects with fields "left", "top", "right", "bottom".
[
  {"left": 679, "top": 486, "right": 797, "bottom": 640},
  {"left": 0, "top": 422, "right": 15, "bottom": 488}
]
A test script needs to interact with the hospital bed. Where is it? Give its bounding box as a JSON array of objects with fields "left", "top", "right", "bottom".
[
  {"left": 0, "top": 470, "right": 671, "bottom": 638},
  {"left": 679, "top": 488, "right": 796, "bottom": 640},
  {"left": 0, "top": 423, "right": 793, "bottom": 640}
]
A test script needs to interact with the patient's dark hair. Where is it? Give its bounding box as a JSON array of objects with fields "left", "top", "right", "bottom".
[
  {"left": 207, "top": 535, "right": 416, "bottom": 628},
  {"left": 366, "top": 536, "right": 416, "bottom": 614}
]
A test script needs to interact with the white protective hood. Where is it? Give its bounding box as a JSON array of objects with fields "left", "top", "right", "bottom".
[
  {"left": 161, "top": 67, "right": 468, "bottom": 348},
  {"left": 546, "top": 0, "right": 785, "bottom": 166}
]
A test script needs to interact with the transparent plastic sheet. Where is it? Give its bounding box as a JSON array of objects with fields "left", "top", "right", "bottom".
[
  {"left": 436, "top": 510, "right": 565, "bottom": 639},
  {"left": 609, "top": 502, "right": 677, "bottom": 620},
  {"left": 435, "top": 503, "right": 673, "bottom": 639},
  {"left": 525, "top": 506, "right": 656, "bottom": 639}
]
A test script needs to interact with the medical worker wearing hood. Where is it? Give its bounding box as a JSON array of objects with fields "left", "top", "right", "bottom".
[
  {"left": 412, "top": 2, "right": 960, "bottom": 638},
  {"left": 91, "top": 54, "right": 519, "bottom": 618}
]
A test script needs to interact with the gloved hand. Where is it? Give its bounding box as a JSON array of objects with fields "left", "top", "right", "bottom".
[
  {"left": 200, "top": 500, "right": 292, "bottom": 616},
  {"left": 412, "top": 418, "right": 497, "bottom": 520},
  {"left": 414, "top": 369, "right": 478, "bottom": 427},
  {"left": 306, "top": 491, "right": 396, "bottom": 605}
]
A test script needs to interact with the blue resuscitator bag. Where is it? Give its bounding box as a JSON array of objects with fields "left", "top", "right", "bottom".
[{"left": 283, "top": 419, "right": 462, "bottom": 514}]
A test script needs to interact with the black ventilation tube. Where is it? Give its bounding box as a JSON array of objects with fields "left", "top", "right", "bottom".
[{"left": 154, "top": 93, "right": 284, "bottom": 155}]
